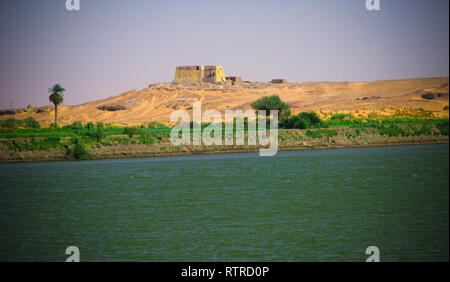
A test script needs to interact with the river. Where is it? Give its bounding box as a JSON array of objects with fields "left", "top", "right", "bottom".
[{"left": 0, "top": 144, "right": 448, "bottom": 261}]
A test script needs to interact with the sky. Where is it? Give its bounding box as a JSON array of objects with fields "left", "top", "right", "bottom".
[{"left": 0, "top": 0, "right": 448, "bottom": 108}]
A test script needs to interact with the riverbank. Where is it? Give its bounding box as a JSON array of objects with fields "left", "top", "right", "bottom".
[{"left": 1, "top": 126, "right": 448, "bottom": 163}]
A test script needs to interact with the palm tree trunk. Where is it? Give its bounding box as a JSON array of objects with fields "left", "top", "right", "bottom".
[{"left": 54, "top": 104, "right": 58, "bottom": 125}]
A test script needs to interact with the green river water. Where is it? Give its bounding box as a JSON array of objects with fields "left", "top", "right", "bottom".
[{"left": 0, "top": 144, "right": 448, "bottom": 261}]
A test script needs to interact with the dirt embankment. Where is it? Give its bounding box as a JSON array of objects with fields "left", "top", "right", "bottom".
[{"left": 0, "top": 127, "right": 448, "bottom": 163}]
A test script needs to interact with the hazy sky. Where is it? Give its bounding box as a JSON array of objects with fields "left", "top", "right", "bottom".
[{"left": 0, "top": 0, "right": 448, "bottom": 108}]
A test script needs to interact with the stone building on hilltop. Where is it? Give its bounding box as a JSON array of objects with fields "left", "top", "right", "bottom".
[{"left": 173, "top": 65, "right": 226, "bottom": 84}]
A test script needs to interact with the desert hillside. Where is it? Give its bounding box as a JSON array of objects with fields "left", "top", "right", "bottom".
[{"left": 1, "top": 77, "right": 448, "bottom": 126}]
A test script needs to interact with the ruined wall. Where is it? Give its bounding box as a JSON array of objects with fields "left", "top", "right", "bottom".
[
  {"left": 173, "top": 66, "right": 203, "bottom": 83},
  {"left": 271, "top": 79, "right": 287, "bottom": 84},
  {"left": 226, "top": 76, "right": 243, "bottom": 85},
  {"left": 202, "top": 66, "right": 226, "bottom": 83},
  {"left": 173, "top": 65, "right": 226, "bottom": 83}
]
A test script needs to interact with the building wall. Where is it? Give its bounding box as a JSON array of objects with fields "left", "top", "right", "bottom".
[
  {"left": 173, "top": 66, "right": 203, "bottom": 83},
  {"left": 271, "top": 78, "right": 287, "bottom": 84},
  {"left": 173, "top": 65, "right": 226, "bottom": 83},
  {"left": 208, "top": 66, "right": 226, "bottom": 83},
  {"left": 226, "top": 76, "right": 243, "bottom": 85}
]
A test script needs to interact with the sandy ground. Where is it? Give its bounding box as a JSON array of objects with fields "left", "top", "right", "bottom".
[{"left": 2, "top": 77, "right": 448, "bottom": 126}]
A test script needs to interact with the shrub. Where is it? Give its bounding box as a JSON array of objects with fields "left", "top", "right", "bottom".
[
  {"left": 444, "top": 106, "right": 449, "bottom": 111},
  {"left": 435, "top": 119, "right": 449, "bottom": 136},
  {"left": 330, "top": 113, "right": 354, "bottom": 120},
  {"left": 0, "top": 118, "right": 23, "bottom": 130},
  {"left": 5, "top": 136, "right": 61, "bottom": 152},
  {"left": 138, "top": 133, "right": 155, "bottom": 145},
  {"left": 64, "top": 121, "right": 83, "bottom": 130},
  {"left": 112, "top": 137, "right": 131, "bottom": 144},
  {"left": 124, "top": 127, "right": 140, "bottom": 138},
  {"left": 85, "top": 122, "right": 96, "bottom": 130},
  {"left": 377, "top": 125, "right": 414, "bottom": 137},
  {"left": 24, "top": 117, "right": 40, "bottom": 129},
  {"left": 65, "top": 138, "right": 92, "bottom": 160},
  {"left": 83, "top": 130, "right": 105, "bottom": 141},
  {"left": 281, "top": 112, "right": 323, "bottom": 129},
  {"left": 49, "top": 122, "right": 59, "bottom": 129},
  {"left": 148, "top": 121, "right": 168, "bottom": 129},
  {"left": 96, "top": 122, "right": 104, "bottom": 129},
  {"left": 251, "top": 95, "right": 291, "bottom": 118},
  {"left": 412, "top": 126, "right": 432, "bottom": 136},
  {"left": 44, "top": 136, "right": 61, "bottom": 148}
]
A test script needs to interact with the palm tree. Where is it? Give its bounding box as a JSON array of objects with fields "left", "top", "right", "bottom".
[{"left": 48, "top": 84, "right": 66, "bottom": 125}]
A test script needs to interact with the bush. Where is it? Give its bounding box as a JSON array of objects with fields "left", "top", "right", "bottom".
[
  {"left": 138, "top": 133, "right": 156, "bottom": 145},
  {"left": 44, "top": 136, "right": 61, "bottom": 148},
  {"left": 281, "top": 112, "right": 324, "bottom": 129},
  {"left": 83, "top": 130, "right": 105, "bottom": 141},
  {"left": 124, "top": 127, "right": 140, "bottom": 138},
  {"left": 330, "top": 113, "right": 354, "bottom": 120},
  {"left": 85, "top": 122, "right": 96, "bottom": 130},
  {"left": 251, "top": 95, "right": 291, "bottom": 118},
  {"left": 412, "top": 126, "right": 432, "bottom": 136},
  {"left": 0, "top": 118, "right": 23, "bottom": 130},
  {"left": 64, "top": 121, "right": 83, "bottom": 130},
  {"left": 377, "top": 125, "right": 415, "bottom": 137},
  {"left": 96, "top": 122, "right": 104, "bottom": 129},
  {"left": 5, "top": 136, "right": 61, "bottom": 152},
  {"left": 147, "top": 121, "right": 168, "bottom": 129},
  {"left": 24, "top": 117, "right": 40, "bottom": 129},
  {"left": 444, "top": 106, "right": 449, "bottom": 111},
  {"left": 435, "top": 119, "right": 449, "bottom": 136},
  {"left": 65, "top": 138, "right": 92, "bottom": 160}
]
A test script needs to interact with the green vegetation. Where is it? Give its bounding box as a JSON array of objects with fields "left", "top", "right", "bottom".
[
  {"left": 435, "top": 119, "right": 449, "bottom": 136},
  {"left": 251, "top": 95, "right": 291, "bottom": 118},
  {"left": 330, "top": 113, "right": 354, "bottom": 120},
  {"left": 24, "top": 117, "right": 40, "bottom": 129},
  {"left": 0, "top": 120, "right": 175, "bottom": 161},
  {"left": 124, "top": 127, "right": 141, "bottom": 138},
  {"left": 0, "top": 122, "right": 171, "bottom": 139},
  {"left": 323, "top": 116, "right": 448, "bottom": 129},
  {"left": 65, "top": 138, "right": 92, "bottom": 160},
  {"left": 48, "top": 84, "right": 65, "bottom": 125},
  {"left": 0, "top": 117, "right": 41, "bottom": 130},
  {"left": 147, "top": 121, "right": 168, "bottom": 129},
  {"left": 63, "top": 121, "right": 83, "bottom": 130},
  {"left": 85, "top": 122, "right": 96, "bottom": 130},
  {"left": 0, "top": 107, "right": 448, "bottom": 161},
  {"left": 5, "top": 136, "right": 61, "bottom": 152},
  {"left": 0, "top": 118, "right": 23, "bottom": 130},
  {"left": 280, "top": 112, "right": 326, "bottom": 129}
]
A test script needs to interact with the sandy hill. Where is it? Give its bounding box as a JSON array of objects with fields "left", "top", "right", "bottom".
[{"left": 2, "top": 77, "right": 448, "bottom": 126}]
